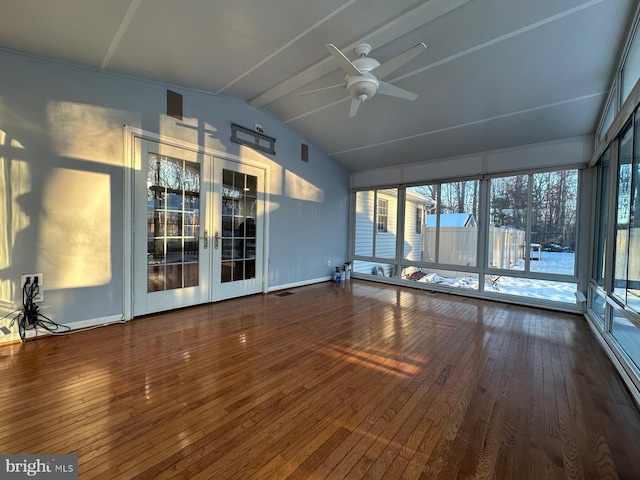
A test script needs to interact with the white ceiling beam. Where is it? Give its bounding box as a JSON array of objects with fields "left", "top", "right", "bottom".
[{"left": 100, "top": 0, "right": 142, "bottom": 70}]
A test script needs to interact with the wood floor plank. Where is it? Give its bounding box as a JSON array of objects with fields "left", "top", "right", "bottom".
[{"left": 1, "top": 280, "right": 639, "bottom": 479}]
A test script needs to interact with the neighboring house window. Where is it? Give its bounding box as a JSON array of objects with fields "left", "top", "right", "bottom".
[
  {"left": 377, "top": 198, "right": 388, "bottom": 232},
  {"left": 416, "top": 208, "right": 423, "bottom": 234}
]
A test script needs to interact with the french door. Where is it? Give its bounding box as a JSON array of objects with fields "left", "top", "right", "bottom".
[
  {"left": 133, "top": 139, "right": 265, "bottom": 316},
  {"left": 211, "top": 159, "right": 265, "bottom": 301}
]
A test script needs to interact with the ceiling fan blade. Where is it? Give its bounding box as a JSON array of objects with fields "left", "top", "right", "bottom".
[
  {"left": 349, "top": 98, "right": 361, "bottom": 117},
  {"left": 326, "top": 44, "right": 362, "bottom": 77},
  {"left": 371, "top": 43, "right": 427, "bottom": 80},
  {"left": 299, "top": 83, "right": 346, "bottom": 95},
  {"left": 377, "top": 81, "right": 418, "bottom": 101}
]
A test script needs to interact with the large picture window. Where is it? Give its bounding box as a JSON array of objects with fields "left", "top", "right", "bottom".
[
  {"left": 351, "top": 170, "right": 579, "bottom": 305},
  {"left": 486, "top": 170, "right": 578, "bottom": 303}
]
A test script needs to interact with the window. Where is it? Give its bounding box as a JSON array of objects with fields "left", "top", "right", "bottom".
[
  {"left": 352, "top": 170, "right": 578, "bottom": 304},
  {"left": 614, "top": 124, "right": 633, "bottom": 300},
  {"left": 486, "top": 171, "right": 578, "bottom": 303},
  {"left": 629, "top": 111, "right": 640, "bottom": 313},
  {"left": 403, "top": 186, "right": 435, "bottom": 263},
  {"left": 402, "top": 180, "right": 479, "bottom": 289},
  {"left": 598, "top": 89, "right": 617, "bottom": 144},
  {"left": 488, "top": 171, "right": 577, "bottom": 277},
  {"left": 438, "top": 180, "right": 479, "bottom": 267},
  {"left": 488, "top": 175, "right": 528, "bottom": 270},
  {"left": 613, "top": 114, "right": 640, "bottom": 312},
  {"left": 592, "top": 148, "right": 611, "bottom": 287},
  {"left": 622, "top": 27, "right": 640, "bottom": 105},
  {"left": 377, "top": 198, "right": 388, "bottom": 232},
  {"left": 529, "top": 170, "right": 578, "bottom": 276},
  {"left": 353, "top": 189, "right": 398, "bottom": 267}
]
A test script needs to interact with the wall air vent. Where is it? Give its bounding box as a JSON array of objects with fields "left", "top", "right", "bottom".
[{"left": 166, "top": 90, "right": 183, "bottom": 120}]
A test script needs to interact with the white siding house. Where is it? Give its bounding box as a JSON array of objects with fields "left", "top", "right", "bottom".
[{"left": 354, "top": 189, "right": 434, "bottom": 276}]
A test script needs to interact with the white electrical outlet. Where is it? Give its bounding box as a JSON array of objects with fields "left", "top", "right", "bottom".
[
  {"left": 20, "top": 273, "right": 44, "bottom": 303},
  {"left": 328, "top": 260, "right": 331, "bottom": 267}
]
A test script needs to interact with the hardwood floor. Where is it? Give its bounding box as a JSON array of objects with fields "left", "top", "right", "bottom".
[{"left": 1, "top": 280, "right": 639, "bottom": 479}]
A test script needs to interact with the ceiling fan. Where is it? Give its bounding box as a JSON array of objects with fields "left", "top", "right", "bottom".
[{"left": 305, "top": 42, "right": 427, "bottom": 117}]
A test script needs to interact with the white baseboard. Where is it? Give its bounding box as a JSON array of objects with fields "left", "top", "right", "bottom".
[
  {"left": 267, "top": 276, "right": 332, "bottom": 293},
  {"left": 22, "top": 313, "right": 126, "bottom": 340}
]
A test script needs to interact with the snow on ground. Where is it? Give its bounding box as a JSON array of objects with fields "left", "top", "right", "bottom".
[
  {"left": 513, "top": 251, "right": 575, "bottom": 275},
  {"left": 417, "top": 252, "right": 577, "bottom": 303}
]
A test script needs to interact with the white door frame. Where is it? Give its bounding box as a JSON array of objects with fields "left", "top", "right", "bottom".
[{"left": 123, "top": 126, "right": 270, "bottom": 320}]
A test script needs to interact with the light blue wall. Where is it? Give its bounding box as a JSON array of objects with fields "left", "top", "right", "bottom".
[{"left": 0, "top": 49, "right": 349, "bottom": 340}]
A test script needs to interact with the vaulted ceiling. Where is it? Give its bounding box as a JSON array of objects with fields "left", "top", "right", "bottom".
[{"left": 0, "top": 0, "right": 635, "bottom": 171}]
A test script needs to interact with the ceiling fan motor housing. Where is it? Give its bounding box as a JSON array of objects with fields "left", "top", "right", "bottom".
[{"left": 348, "top": 56, "right": 381, "bottom": 102}]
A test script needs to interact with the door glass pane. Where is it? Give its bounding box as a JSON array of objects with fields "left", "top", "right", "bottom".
[
  {"left": 488, "top": 175, "right": 528, "bottom": 270},
  {"left": 147, "top": 153, "right": 200, "bottom": 292},
  {"left": 221, "top": 169, "right": 257, "bottom": 283},
  {"left": 614, "top": 126, "right": 633, "bottom": 300},
  {"left": 530, "top": 170, "right": 578, "bottom": 275}
]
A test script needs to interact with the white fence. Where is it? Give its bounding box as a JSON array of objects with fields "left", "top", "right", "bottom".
[{"left": 487, "top": 226, "right": 525, "bottom": 269}]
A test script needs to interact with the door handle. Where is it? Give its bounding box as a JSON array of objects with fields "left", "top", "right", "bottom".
[
  {"left": 214, "top": 231, "right": 220, "bottom": 249},
  {"left": 201, "top": 229, "right": 208, "bottom": 249}
]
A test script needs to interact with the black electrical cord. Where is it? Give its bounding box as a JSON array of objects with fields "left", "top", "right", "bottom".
[{"left": 10, "top": 278, "right": 70, "bottom": 342}]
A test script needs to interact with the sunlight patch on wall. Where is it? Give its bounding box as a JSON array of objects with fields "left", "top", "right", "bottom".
[
  {"left": 0, "top": 154, "right": 31, "bottom": 271},
  {"left": 0, "top": 279, "right": 14, "bottom": 308},
  {"left": 285, "top": 170, "right": 324, "bottom": 203},
  {"left": 46, "top": 101, "right": 137, "bottom": 166},
  {"left": 38, "top": 168, "right": 111, "bottom": 288}
]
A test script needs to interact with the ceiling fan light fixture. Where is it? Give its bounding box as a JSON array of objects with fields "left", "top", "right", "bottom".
[{"left": 347, "top": 73, "right": 379, "bottom": 102}]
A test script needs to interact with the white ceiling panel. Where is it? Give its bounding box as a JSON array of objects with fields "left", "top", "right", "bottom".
[{"left": 0, "top": 0, "right": 635, "bottom": 172}]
